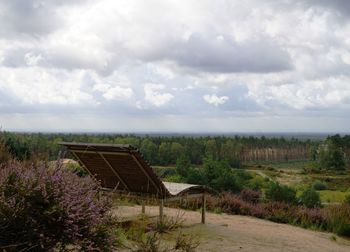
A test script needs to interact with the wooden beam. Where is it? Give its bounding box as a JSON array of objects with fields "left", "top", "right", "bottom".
[
  {"left": 201, "top": 193, "right": 206, "bottom": 224},
  {"left": 164, "top": 193, "right": 204, "bottom": 202},
  {"left": 159, "top": 198, "right": 164, "bottom": 224},
  {"left": 71, "top": 150, "right": 130, "bottom": 156},
  {"left": 141, "top": 200, "right": 146, "bottom": 214},
  {"left": 131, "top": 154, "right": 160, "bottom": 195},
  {"left": 71, "top": 152, "right": 96, "bottom": 181}
]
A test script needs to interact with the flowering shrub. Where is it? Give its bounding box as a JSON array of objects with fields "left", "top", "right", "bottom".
[
  {"left": 0, "top": 160, "right": 114, "bottom": 251},
  {"left": 240, "top": 188, "right": 261, "bottom": 204},
  {"left": 326, "top": 204, "right": 350, "bottom": 236},
  {"left": 204, "top": 191, "right": 350, "bottom": 237},
  {"left": 294, "top": 207, "right": 326, "bottom": 229}
]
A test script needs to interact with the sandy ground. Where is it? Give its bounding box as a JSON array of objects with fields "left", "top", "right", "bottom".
[{"left": 114, "top": 205, "right": 350, "bottom": 252}]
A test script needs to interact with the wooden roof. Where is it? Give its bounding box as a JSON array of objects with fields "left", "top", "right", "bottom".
[{"left": 59, "top": 142, "right": 208, "bottom": 198}]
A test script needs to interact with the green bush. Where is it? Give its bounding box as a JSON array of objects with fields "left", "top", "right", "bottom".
[
  {"left": 345, "top": 194, "right": 350, "bottom": 205},
  {"left": 299, "top": 188, "right": 321, "bottom": 208},
  {"left": 265, "top": 182, "right": 297, "bottom": 204},
  {"left": 0, "top": 139, "right": 11, "bottom": 164},
  {"left": 312, "top": 180, "right": 327, "bottom": 190}
]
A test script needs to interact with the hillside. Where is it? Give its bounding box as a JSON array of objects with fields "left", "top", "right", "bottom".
[{"left": 115, "top": 205, "right": 350, "bottom": 252}]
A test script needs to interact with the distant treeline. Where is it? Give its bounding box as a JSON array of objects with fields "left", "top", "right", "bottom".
[{"left": 0, "top": 132, "right": 328, "bottom": 166}]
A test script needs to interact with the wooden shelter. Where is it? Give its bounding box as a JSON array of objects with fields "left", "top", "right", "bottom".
[{"left": 59, "top": 142, "right": 209, "bottom": 223}]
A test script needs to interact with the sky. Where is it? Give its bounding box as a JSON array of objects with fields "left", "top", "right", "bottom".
[{"left": 0, "top": 0, "right": 350, "bottom": 133}]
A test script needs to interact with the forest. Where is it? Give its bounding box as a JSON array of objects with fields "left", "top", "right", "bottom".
[
  {"left": 1, "top": 132, "right": 349, "bottom": 169},
  {"left": 0, "top": 132, "right": 322, "bottom": 164}
]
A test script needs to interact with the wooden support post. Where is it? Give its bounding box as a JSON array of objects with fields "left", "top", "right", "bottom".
[
  {"left": 141, "top": 200, "right": 146, "bottom": 214},
  {"left": 201, "top": 193, "right": 206, "bottom": 224},
  {"left": 159, "top": 198, "right": 164, "bottom": 224}
]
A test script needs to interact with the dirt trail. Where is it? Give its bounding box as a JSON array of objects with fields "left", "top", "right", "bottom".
[{"left": 115, "top": 205, "right": 350, "bottom": 252}]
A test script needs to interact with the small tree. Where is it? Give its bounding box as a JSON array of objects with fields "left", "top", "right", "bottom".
[
  {"left": 0, "top": 136, "right": 11, "bottom": 164},
  {"left": 265, "top": 182, "right": 297, "bottom": 204},
  {"left": 176, "top": 155, "right": 192, "bottom": 178},
  {"left": 318, "top": 142, "right": 346, "bottom": 171},
  {"left": 299, "top": 188, "right": 321, "bottom": 208},
  {"left": 312, "top": 180, "right": 327, "bottom": 190}
]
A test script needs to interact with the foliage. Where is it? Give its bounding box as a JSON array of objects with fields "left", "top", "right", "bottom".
[
  {"left": 3, "top": 136, "right": 31, "bottom": 161},
  {"left": 0, "top": 160, "right": 114, "bottom": 251},
  {"left": 299, "top": 188, "right": 321, "bottom": 208},
  {"left": 326, "top": 204, "right": 350, "bottom": 236},
  {"left": 173, "top": 232, "right": 200, "bottom": 252},
  {"left": 265, "top": 182, "right": 297, "bottom": 204},
  {"left": 201, "top": 157, "right": 246, "bottom": 192},
  {"left": 312, "top": 180, "right": 327, "bottom": 190},
  {"left": 345, "top": 194, "right": 350, "bottom": 205},
  {"left": 175, "top": 155, "right": 192, "bottom": 178},
  {"left": 185, "top": 167, "right": 207, "bottom": 185},
  {"left": 0, "top": 136, "right": 11, "bottom": 164},
  {"left": 318, "top": 138, "right": 346, "bottom": 170},
  {"left": 65, "top": 161, "right": 88, "bottom": 177},
  {"left": 0, "top": 131, "right": 319, "bottom": 166}
]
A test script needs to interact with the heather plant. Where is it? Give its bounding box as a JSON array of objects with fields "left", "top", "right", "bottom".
[
  {"left": 293, "top": 207, "right": 326, "bottom": 229},
  {"left": 326, "top": 204, "right": 350, "bottom": 236},
  {"left": 240, "top": 188, "right": 261, "bottom": 204},
  {"left": 188, "top": 191, "right": 350, "bottom": 237},
  {"left": 0, "top": 160, "right": 114, "bottom": 251}
]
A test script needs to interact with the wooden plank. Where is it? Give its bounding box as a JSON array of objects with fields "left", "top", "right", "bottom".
[
  {"left": 164, "top": 193, "right": 203, "bottom": 202},
  {"left": 99, "top": 153, "right": 130, "bottom": 191},
  {"left": 72, "top": 150, "right": 130, "bottom": 156},
  {"left": 159, "top": 198, "right": 164, "bottom": 224},
  {"left": 131, "top": 154, "right": 160, "bottom": 194},
  {"left": 141, "top": 201, "right": 146, "bottom": 214},
  {"left": 71, "top": 152, "right": 96, "bottom": 180}
]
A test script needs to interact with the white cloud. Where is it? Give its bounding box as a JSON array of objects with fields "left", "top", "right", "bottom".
[
  {"left": 144, "top": 83, "right": 174, "bottom": 107},
  {"left": 203, "top": 94, "right": 229, "bottom": 106},
  {"left": 102, "top": 86, "right": 133, "bottom": 101},
  {"left": 0, "top": 0, "right": 350, "bottom": 131},
  {"left": 24, "top": 52, "right": 43, "bottom": 66}
]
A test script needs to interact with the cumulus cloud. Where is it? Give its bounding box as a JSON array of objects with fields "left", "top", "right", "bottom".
[
  {"left": 0, "top": 0, "right": 85, "bottom": 36},
  {"left": 0, "top": 0, "right": 349, "bottom": 131},
  {"left": 102, "top": 86, "right": 133, "bottom": 101},
  {"left": 144, "top": 84, "right": 174, "bottom": 107},
  {"left": 203, "top": 94, "right": 229, "bottom": 106}
]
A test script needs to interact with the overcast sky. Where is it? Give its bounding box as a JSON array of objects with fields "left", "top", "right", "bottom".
[{"left": 0, "top": 0, "right": 350, "bottom": 132}]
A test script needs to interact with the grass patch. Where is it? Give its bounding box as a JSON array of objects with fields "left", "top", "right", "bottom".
[
  {"left": 319, "top": 190, "right": 348, "bottom": 203},
  {"left": 244, "top": 160, "right": 312, "bottom": 170}
]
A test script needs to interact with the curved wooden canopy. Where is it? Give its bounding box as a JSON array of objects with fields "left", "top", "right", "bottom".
[{"left": 59, "top": 142, "right": 209, "bottom": 198}]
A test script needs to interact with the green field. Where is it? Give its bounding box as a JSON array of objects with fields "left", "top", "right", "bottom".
[{"left": 153, "top": 160, "right": 350, "bottom": 204}]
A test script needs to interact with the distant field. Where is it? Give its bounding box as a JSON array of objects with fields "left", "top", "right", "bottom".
[
  {"left": 153, "top": 161, "right": 350, "bottom": 203},
  {"left": 244, "top": 159, "right": 312, "bottom": 170}
]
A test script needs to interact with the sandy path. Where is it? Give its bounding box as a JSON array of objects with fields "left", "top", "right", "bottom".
[{"left": 114, "top": 205, "right": 350, "bottom": 252}]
